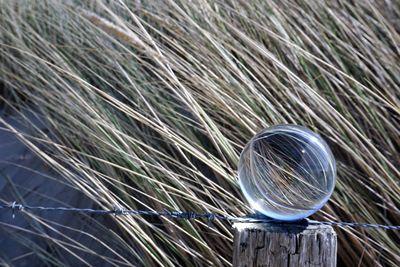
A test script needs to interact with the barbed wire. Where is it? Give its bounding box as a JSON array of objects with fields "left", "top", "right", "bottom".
[{"left": 1, "top": 202, "right": 399, "bottom": 230}]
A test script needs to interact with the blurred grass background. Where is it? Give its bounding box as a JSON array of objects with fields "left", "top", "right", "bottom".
[{"left": 0, "top": 0, "right": 399, "bottom": 266}]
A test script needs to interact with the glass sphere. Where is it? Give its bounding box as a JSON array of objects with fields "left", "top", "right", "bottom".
[{"left": 238, "top": 125, "right": 336, "bottom": 221}]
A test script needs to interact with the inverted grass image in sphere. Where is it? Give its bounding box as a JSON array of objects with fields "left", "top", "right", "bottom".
[{"left": 239, "top": 125, "right": 336, "bottom": 221}]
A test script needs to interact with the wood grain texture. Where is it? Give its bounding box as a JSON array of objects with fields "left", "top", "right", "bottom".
[{"left": 233, "top": 222, "right": 337, "bottom": 267}]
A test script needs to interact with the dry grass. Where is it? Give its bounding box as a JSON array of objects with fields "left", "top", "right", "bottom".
[{"left": 0, "top": 0, "right": 399, "bottom": 266}]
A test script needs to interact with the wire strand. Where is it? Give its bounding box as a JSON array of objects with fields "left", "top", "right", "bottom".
[{"left": 1, "top": 202, "right": 399, "bottom": 230}]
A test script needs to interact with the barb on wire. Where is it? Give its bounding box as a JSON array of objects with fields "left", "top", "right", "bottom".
[{"left": 1, "top": 202, "right": 400, "bottom": 230}]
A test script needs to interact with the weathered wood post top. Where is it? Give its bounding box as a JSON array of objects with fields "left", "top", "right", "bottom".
[{"left": 233, "top": 222, "right": 337, "bottom": 267}]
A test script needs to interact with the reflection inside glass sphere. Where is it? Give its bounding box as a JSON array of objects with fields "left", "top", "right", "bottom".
[{"left": 238, "top": 125, "right": 336, "bottom": 221}]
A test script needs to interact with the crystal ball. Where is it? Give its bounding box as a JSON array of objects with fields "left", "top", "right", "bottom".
[{"left": 238, "top": 125, "right": 336, "bottom": 221}]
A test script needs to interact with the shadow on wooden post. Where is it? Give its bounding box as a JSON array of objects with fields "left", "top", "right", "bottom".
[{"left": 233, "top": 222, "right": 337, "bottom": 267}]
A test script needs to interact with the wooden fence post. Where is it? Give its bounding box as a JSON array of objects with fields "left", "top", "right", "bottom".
[{"left": 233, "top": 222, "right": 337, "bottom": 267}]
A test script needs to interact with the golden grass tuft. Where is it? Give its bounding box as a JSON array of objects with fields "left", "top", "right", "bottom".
[{"left": 0, "top": 0, "right": 399, "bottom": 266}]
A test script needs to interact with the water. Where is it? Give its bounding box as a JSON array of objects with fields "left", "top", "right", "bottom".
[{"left": 238, "top": 125, "right": 336, "bottom": 221}]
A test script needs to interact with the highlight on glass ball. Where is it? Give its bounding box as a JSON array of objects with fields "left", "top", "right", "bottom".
[{"left": 238, "top": 124, "right": 336, "bottom": 221}]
